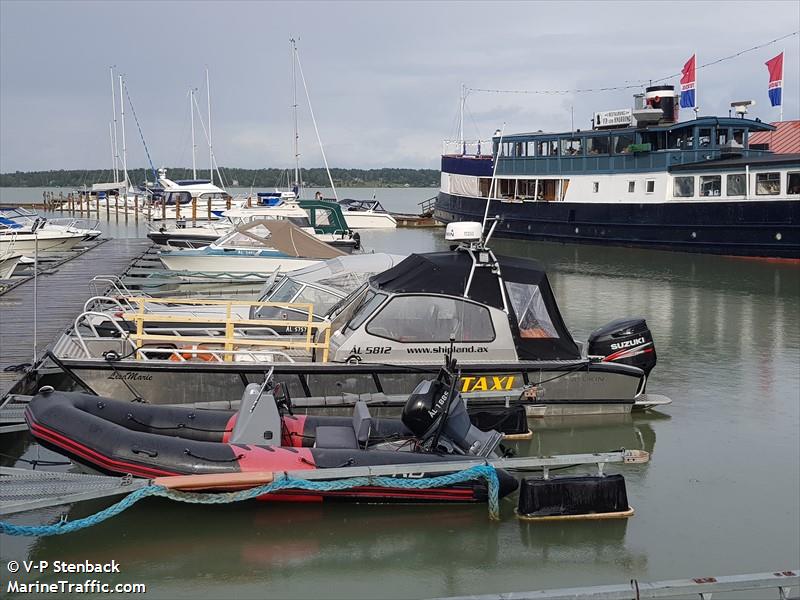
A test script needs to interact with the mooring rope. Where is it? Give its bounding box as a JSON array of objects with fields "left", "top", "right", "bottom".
[{"left": 0, "top": 465, "right": 500, "bottom": 537}]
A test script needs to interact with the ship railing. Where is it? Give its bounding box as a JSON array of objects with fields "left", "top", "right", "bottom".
[
  {"left": 122, "top": 297, "right": 331, "bottom": 362},
  {"left": 441, "top": 139, "right": 491, "bottom": 157}
]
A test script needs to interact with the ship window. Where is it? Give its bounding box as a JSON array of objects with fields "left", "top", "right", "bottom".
[
  {"left": 346, "top": 290, "right": 387, "bottom": 331},
  {"left": 366, "top": 296, "right": 495, "bottom": 343},
  {"left": 732, "top": 129, "right": 745, "bottom": 147},
  {"left": 536, "top": 140, "right": 558, "bottom": 156},
  {"left": 673, "top": 176, "right": 694, "bottom": 197},
  {"left": 612, "top": 134, "right": 635, "bottom": 154},
  {"left": 310, "top": 209, "right": 332, "bottom": 227},
  {"left": 587, "top": 136, "right": 609, "bottom": 154},
  {"left": 592, "top": 182, "right": 599, "bottom": 193},
  {"left": 646, "top": 180, "right": 655, "bottom": 193},
  {"left": 788, "top": 172, "right": 800, "bottom": 195},
  {"left": 727, "top": 174, "right": 746, "bottom": 196},
  {"left": 716, "top": 129, "right": 729, "bottom": 146},
  {"left": 628, "top": 181, "right": 635, "bottom": 193},
  {"left": 756, "top": 173, "right": 780, "bottom": 195},
  {"left": 700, "top": 175, "right": 721, "bottom": 197},
  {"left": 505, "top": 282, "right": 558, "bottom": 339},
  {"left": 514, "top": 142, "right": 527, "bottom": 157},
  {"left": 699, "top": 128, "right": 712, "bottom": 148},
  {"left": 560, "top": 138, "right": 583, "bottom": 156}
]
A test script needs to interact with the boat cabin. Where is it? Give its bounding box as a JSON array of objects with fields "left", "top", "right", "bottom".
[{"left": 323, "top": 248, "right": 582, "bottom": 364}]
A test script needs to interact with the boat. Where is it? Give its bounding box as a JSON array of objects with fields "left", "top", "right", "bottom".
[
  {"left": 0, "top": 249, "right": 23, "bottom": 279},
  {"left": 147, "top": 198, "right": 359, "bottom": 253},
  {"left": 1, "top": 208, "right": 102, "bottom": 240},
  {"left": 149, "top": 169, "right": 244, "bottom": 221},
  {"left": 337, "top": 198, "right": 398, "bottom": 229},
  {"left": 47, "top": 223, "right": 670, "bottom": 416},
  {"left": 158, "top": 219, "right": 347, "bottom": 273},
  {"left": 0, "top": 217, "right": 86, "bottom": 254},
  {"left": 25, "top": 366, "right": 519, "bottom": 503},
  {"left": 435, "top": 85, "right": 800, "bottom": 258}
]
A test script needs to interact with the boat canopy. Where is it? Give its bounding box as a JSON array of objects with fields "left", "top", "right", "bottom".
[
  {"left": 283, "top": 253, "right": 406, "bottom": 292},
  {"left": 370, "top": 251, "right": 581, "bottom": 360},
  {"left": 216, "top": 219, "right": 347, "bottom": 259}
]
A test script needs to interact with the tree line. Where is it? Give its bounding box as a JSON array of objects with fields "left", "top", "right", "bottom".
[{"left": 0, "top": 167, "right": 439, "bottom": 188}]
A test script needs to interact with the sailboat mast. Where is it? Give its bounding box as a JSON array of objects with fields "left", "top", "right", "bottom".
[
  {"left": 119, "top": 74, "right": 129, "bottom": 190},
  {"left": 110, "top": 66, "right": 119, "bottom": 182},
  {"left": 190, "top": 89, "right": 197, "bottom": 179},
  {"left": 459, "top": 83, "right": 465, "bottom": 152},
  {"left": 108, "top": 122, "right": 115, "bottom": 177},
  {"left": 206, "top": 67, "right": 213, "bottom": 184},
  {"left": 291, "top": 38, "right": 301, "bottom": 196}
]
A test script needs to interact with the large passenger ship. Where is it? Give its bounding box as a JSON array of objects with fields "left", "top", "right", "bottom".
[{"left": 435, "top": 86, "right": 800, "bottom": 258}]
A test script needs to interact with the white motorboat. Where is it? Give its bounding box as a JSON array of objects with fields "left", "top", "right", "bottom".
[
  {"left": 0, "top": 217, "right": 86, "bottom": 254},
  {"left": 158, "top": 219, "right": 346, "bottom": 273},
  {"left": 1, "top": 208, "right": 102, "bottom": 240},
  {"left": 0, "top": 250, "right": 23, "bottom": 279},
  {"left": 337, "top": 199, "right": 397, "bottom": 229},
  {"left": 150, "top": 169, "right": 244, "bottom": 221}
]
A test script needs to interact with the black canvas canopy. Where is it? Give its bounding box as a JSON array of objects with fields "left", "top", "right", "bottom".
[{"left": 371, "top": 251, "right": 581, "bottom": 360}]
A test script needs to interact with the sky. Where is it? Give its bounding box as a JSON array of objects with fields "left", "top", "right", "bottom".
[{"left": 1, "top": 0, "right": 798, "bottom": 174}]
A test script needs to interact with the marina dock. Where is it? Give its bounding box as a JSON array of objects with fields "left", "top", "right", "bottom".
[{"left": 0, "top": 237, "right": 152, "bottom": 399}]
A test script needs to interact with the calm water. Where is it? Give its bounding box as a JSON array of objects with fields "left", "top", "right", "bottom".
[{"left": 1, "top": 191, "right": 798, "bottom": 599}]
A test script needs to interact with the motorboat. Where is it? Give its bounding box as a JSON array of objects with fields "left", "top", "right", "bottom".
[
  {"left": 0, "top": 249, "right": 23, "bottom": 279},
  {"left": 0, "top": 216, "right": 86, "bottom": 254},
  {"left": 47, "top": 223, "right": 671, "bottom": 416},
  {"left": 149, "top": 169, "right": 245, "bottom": 221},
  {"left": 337, "top": 198, "right": 397, "bottom": 229},
  {"left": 26, "top": 365, "right": 518, "bottom": 503},
  {"left": 1, "top": 208, "right": 102, "bottom": 240},
  {"left": 158, "top": 219, "right": 347, "bottom": 273},
  {"left": 148, "top": 199, "right": 359, "bottom": 253}
]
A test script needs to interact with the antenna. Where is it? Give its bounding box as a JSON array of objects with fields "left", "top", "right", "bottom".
[
  {"left": 109, "top": 66, "right": 119, "bottom": 183},
  {"left": 206, "top": 67, "right": 213, "bottom": 184}
]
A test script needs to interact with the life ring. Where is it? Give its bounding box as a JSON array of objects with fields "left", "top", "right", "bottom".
[{"left": 169, "top": 344, "right": 220, "bottom": 362}]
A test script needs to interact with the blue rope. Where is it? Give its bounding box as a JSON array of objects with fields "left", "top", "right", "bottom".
[{"left": 0, "top": 465, "right": 500, "bottom": 537}]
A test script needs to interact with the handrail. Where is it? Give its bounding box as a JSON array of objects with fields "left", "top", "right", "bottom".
[
  {"left": 122, "top": 296, "right": 331, "bottom": 362},
  {"left": 72, "top": 311, "right": 135, "bottom": 358},
  {"left": 83, "top": 295, "right": 129, "bottom": 313}
]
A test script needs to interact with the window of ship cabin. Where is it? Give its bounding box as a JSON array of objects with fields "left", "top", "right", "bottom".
[
  {"left": 628, "top": 181, "right": 635, "bottom": 193},
  {"left": 587, "top": 136, "right": 609, "bottom": 154},
  {"left": 646, "top": 180, "right": 655, "bottom": 193},
  {"left": 716, "top": 129, "right": 729, "bottom": 146},
  {"left": 592, "top": 182, "right": 600, "bottom": 193},
  {"left": 698, "top": 128, "right": 712, "bottom": 148},
  {"left": 732, "top": 129, "right": 745, "bottom": 147},
  {"left": 612, "top": 134, "right": 635, "bottom": 154},
  {"left": 536, "top": 140, "right": 558, "bottom": 156},
  {"left": 560, "top": 138, "right": 583, "bottom": 156},
  {"left": 700, "top": 175, "right": 722, "bottom": 197},
  {"left": 641, "top": 131, "right": 667, "bottom": 151},
  {"left": 479, "top": 178, "right": 492, "bottom": 197},
  {"left": 788, "top": 172, "right": 800, "bottom": 195},
  {"left": 668, "top": 130, "right": 694, "bottom": 150},
  {"left": 505, "top": 282, "right": 558, "bottom": 339},
  {"left": 673, "top": 176, "right": 694, "bottom": 197},
  {"left": 514, "top": 142, "right": 527, "bottom": 157},
  {"left": 366, "top": 296, "right": 495, "bottom": 343},
  {"left": 726, "top": 174, "right": 746, "bottom": 196},
  {"left": 756, "top": 173, "right": 780, "bottom": 195}
]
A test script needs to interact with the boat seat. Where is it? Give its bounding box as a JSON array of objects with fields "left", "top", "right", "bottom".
[{"left": 315, "top": 401, "right": 372, "bottom": 450}]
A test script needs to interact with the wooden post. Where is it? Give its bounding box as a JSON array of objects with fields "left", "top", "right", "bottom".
[
  {"left": 207, "top": 197, "right": 212, "bottom": 221},
  {"left": 175, "top": 198, "right": 181, "bottom": 220},
  {"left": 79, "top": 192, "right": 84, "bottom": 216},
  {"left": 94, "top": 193, "right": 99, "bottom": 215},
  {"left": 247, "top": 196, "right": 252, "bottom": 208},
  {"left": 115, "top": 193, "right": 119, "bottom": 217},
  {"left": 134, "top": 194, "right": 139, "bottom": 221},
  {"left": 124, "top": 193, "right": 128, "bottom": 216},
  {"left": 161, "top": 197, "right": 166, "bottom": 221},
  {"left": 64, "top": 192, "right": 70, "bottom": 212},
  {"left": 226, "top": 196, "right": 231, "bottom": 211},
  {"left": 192, "top": 197, "right": 197, "bottom": 225}
]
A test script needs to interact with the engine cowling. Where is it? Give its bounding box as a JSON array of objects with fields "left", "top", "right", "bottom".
[{"left": 588, "top": 318, "right": 656, "bottom": 376}]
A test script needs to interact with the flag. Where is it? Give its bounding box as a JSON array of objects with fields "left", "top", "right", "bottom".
[
  {"left": 765, "top": 52, "right": 783, "bottom": 107},
  {"left": 680, "top": 54, "right": 696, "bottom": 108}
]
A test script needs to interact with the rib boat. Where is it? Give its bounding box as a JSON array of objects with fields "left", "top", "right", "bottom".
[{"left": 26, "top": 366, "right": 519, "bottom": 503}]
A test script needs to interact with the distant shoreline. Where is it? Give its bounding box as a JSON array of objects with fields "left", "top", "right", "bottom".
[{"left": 0, "top": 167, "right": 440, "bottom": 189}]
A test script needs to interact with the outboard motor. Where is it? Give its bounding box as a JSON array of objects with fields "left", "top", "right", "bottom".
[
  {"left": 402, "top": 378, "right": 503, "bottom": 457},
  {"left": 588, "top": 317, "right": 657, "bottom": 376}
]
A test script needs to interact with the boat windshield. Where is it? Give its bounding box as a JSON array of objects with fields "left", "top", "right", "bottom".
[
  {"left": 269, "top": 278, "right": 303, "bottom": 302},
  {"left": 294, "top": 284, "right": 343, "bottom": 315},
  {"left": 218, "top": 223, "right": 273, "bottom": 248},
  {"left": 505, "top": 282, "right": 558, "bottom": 338},
  {"left": 346, "top": 289, "right": 388, "bottom": 332}
]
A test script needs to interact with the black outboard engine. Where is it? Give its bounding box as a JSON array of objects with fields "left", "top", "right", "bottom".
[
  {"left": 402, "top": 378, "right": 503, "bottom": 457},
  {"left": 588, "top": 318, "right": 657, "bottom": 376}
]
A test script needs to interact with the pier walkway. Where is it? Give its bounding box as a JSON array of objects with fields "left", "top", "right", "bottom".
[{"left": 0, "top": 238, "right": 152, "bottom": 399}]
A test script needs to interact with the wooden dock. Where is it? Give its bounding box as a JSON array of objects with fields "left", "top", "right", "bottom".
[{"left": 0, "top": 237, "right": 152, "bottom": 399}]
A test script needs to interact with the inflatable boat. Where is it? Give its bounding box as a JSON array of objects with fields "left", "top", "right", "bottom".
[{"left": 25, "top": 366, "right": 519, "bottom": 504}]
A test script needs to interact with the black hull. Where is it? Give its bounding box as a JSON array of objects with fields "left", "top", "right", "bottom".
[{"left": 435, "top": 192, "right": 800, "bottom": 258}]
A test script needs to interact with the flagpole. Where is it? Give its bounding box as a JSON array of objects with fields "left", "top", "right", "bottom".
[
  {"left": 780, "top": 48, "right": 784, "bottom": 122},
  {"left": 693, "top": 51, "right": 699, "bottom": 118}
]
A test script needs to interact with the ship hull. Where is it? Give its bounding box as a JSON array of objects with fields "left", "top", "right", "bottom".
[{"left": 435, "top": 192, "right": 800, "bottom": 258}]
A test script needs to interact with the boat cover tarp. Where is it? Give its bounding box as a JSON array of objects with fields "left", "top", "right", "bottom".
[
  {"left": 371, "top": 251, "right": 581, "bottom": 360},
  {"left": 257, "top": 220, "right": 347, "bottom": 259}
]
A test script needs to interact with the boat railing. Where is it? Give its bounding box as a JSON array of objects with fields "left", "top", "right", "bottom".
[
  {"left": 89, "top": 275, "right": 137, "bottom": 301},
  {"left": 82, "top": 295, "right": 133, "bottom": 314},
  {"left": 442, "top": 139, "right": 489, "bottom": 157},
  {"left": 120, "top": 297, "right": 331, "bottom": 362},
  {"left": 73, "top": 311, "right": 135, "bottom": 357}
]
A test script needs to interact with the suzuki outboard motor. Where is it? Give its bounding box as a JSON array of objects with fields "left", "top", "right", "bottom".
[
  {"left": 588, "top": 318, "right": 657, "bottom": 376},
  {"left": 402, "top": 379, "right": 503, "bottom": 457}
]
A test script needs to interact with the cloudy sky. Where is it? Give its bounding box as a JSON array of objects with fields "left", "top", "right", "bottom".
[{"left": 1, "top": 0, "right": 798, "bottom": 173}]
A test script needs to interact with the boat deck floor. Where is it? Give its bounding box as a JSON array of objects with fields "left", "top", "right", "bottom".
[{"left": 0, "top": 238, "right": 153, "bottom": 399}]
